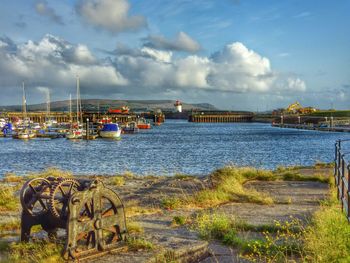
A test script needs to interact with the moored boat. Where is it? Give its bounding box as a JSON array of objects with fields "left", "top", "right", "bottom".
[
  {"left": 13, "top": 128, "right": 36, "bottom": 139},
  {"left": 122, "top": 121, "right": 139, "bottom": 134},
  {"left": 137, "top": 118, "right": 151, "bottom": 129},
  {"left": 99, "top": 123, "right": 121, "bottom": 138}
]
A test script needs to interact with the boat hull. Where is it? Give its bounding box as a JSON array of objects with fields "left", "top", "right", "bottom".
[
  {"left": 99, "top": 130, "right": 121, "bottom": 138},
  {"left": 137, "top": 124, "right": 151, "bottom": 129},
  {"left": 13, "top": 132, "right": 35, "bottom": 139}
]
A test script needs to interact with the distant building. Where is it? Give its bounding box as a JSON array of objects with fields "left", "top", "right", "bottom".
[
  {"left": 276, "top": 101, "right": 318, "bottom": 115},
  {"left": 174, "top": 100, "right": 182, "bottom": 113}
]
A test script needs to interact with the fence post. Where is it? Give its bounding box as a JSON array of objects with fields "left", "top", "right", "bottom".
[
  {"left": 337, "top": 141, "right": 342, "bottom": 199},
  {"left": 341, "top": 154, "right": 345, "bottom": 211},
  {"left": 347, "top": 164, "right": 350, "bottom": 221}
]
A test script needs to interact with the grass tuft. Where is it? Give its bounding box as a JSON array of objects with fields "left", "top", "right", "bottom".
[
  {"left": 0, "top": 185, "right": 19, "bottom": 211},
  {"left": 111, "top": 176, "right": 125, "bottom": 186},
  {"left": 127, "top": 237, "right": 154, "bottom": 251},
  {"left": 5, "top": 240, "right": 64, "bottom": 263},
  {"left": 127, "top": 221, "right": 144, "bottom": 234},
  {"left": 171, "top": 215, "right": 187, "bottom": 226}
]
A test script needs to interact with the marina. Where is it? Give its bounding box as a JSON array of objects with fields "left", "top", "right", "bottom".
[{"left": 0, "top": 121, "right": 348, "bottom": 177}]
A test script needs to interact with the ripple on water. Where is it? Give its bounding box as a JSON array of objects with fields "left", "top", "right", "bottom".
[{"left": 0, "top": 121, "right": 348, "bottom": 176}]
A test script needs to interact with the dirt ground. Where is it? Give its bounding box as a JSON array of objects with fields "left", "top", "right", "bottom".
[{"left": 0, "top": 167, "right": 332, "bottom": 262}]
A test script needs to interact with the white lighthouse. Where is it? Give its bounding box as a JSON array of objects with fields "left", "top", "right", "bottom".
[{"left": 174, "top": 100, "right": 182, "bottom": 113}]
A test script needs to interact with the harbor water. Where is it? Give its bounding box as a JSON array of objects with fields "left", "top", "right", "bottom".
[{"left": 0, "top": 120, "right": 349, "bottom": 177}]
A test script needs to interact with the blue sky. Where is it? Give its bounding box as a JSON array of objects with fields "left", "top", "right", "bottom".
[{"left": 0, "top": 0, "right": 349, "bottom": 110}]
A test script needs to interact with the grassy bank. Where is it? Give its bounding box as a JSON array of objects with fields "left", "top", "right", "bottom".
[
  {"left": 161, "top": 165, "right": 329, "bottom": 209},
  {"left": 189, "top": 173, "right": 350, "bottom": 262}
]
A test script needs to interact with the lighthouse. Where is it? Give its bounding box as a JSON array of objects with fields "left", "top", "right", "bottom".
[{"left": 174, "top": 100, "right": 182, "bottom": 113}]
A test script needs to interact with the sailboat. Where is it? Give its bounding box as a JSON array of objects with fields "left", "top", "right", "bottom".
[
  {"left": 13, "top": 82, "right": 36, "bottom": 139},
  {"left": 66, "top": 76, "right": 83, "bottom": 139}
]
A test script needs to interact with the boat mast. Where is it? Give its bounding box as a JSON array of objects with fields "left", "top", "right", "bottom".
[
  {"left": 69, "top": 94, "right": 72, "bottom": 123},
  {"left": 46, "top": 89, "right": 50, "bottom": 122},
  {"left": 76, "top": 75, "right": 79, "bottom": 124},
  {"left": 22, "top": 82, "right": 27, "bottom": 120}
]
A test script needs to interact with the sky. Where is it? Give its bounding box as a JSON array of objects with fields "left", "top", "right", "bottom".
[{"left": 0, "top": 0, "right": 349, "bottom": 110}]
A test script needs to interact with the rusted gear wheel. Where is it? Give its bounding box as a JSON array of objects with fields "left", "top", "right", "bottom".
[
  {"left": 49, "top": 178, "right": 80, "bottom": 219},
  {"left": 20, "top": 178, "right": 52, "bottom": 216}
]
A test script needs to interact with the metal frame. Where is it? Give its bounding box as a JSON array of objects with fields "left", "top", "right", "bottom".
[{"left": 334, "top": 139, "right": 350, "bottom": 221}]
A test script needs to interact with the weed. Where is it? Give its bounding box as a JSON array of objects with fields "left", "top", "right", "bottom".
[
  {"left": 243, "top": 218, "right": 305, "bottom": 262},
  {"left": 0, "top": 185, "right": 19, "bottom": 211},
  {"left": 26, "top": 167, "right": 72, "bottom": 179},
  {"left": 127, "top": 237, "right": 154, "bottom": 251},
  {"left": 111, "top": 176, "right": 125, "bottom": 186},
  {"left": 174, "top": 174, "right": 193, "bottom": 180},
  {"left": 2, "top": 173, "right": 23, "bottom": 183},
  {"left": 127, "top": 221, "right": 144, "bottom": 234},
  {"left": 161, "top": 197, "right": 183, "bottom": 210},
  {"left": 6, "top": 240, "right": 64, "bottom": 263},
  {"left": 0, "top": 219, "right": 21, "bottom": 235},
  {"left": 171, "top": 216, "right": 187, "bottom": 226},
  {"left": 303, "top": 186, "right": 350, "bottom": 262}
]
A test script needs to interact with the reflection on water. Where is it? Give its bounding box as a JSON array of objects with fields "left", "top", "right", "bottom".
[{"left": 0, "top": 120, "right": 348, "bottom": 176}]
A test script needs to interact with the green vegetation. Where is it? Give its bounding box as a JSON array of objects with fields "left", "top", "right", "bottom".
[
  {"left": 0, "top": 220, "right": 21, "bottom": 235},
  {"left": 303, "top": 180, "right": 350, "bottom": 262},
  {"left": 3, "top": 241, "right": 63, "bottom": 263},
  {"left": 189, "top": 171, "right": 350, "bottom": 263},
  {"left": 127, "top": 221, "right": 144, "bottom": 234},
  {"left": 2, "top": 173, "right": 23, "bottom": 183},
  {"left": 162, "top": 166, "right": 275, "bottom": 209},
  {"left": 309, "top": 110, "right": 350, "bottom": 117},
  {"left": 174, "top": 173, "right": 194, "bottom": 180},
  {"left": 111, "top": 175, "right": 125, "bottom": 186},
  {"left": 26, "top": 167, "right": 72, "bottom": 179},
  {"left": 171, "top": 216, "right": 187, "bottom": 226},
  {"left": 0, "top": 185, "right": 19, "bottom": 211},
  {"left": 127, "top": 237, "right": 154, "bottom": 251},
  {"left": 125, "top": 200, "right": 161, "bottom": 217}
]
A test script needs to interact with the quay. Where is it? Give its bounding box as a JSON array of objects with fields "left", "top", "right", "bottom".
[
  {"left": 0, "top": 111, "right": 138, "bottom": 124},
  {"left": 271, "top": 114, "right": 350, "bottom": 132},
  {"left": 189, "top": 111, "right": 254, "bottom": 123}
]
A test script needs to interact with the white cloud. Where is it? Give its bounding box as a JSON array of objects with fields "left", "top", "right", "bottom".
[
  {"left": 140, "top": 47, "right": 172, "bottom": 63},
  {"left": 77, "top": 0, "right": 146, "bottom": 33},
  {"left": 209, "top": 42, "right": 275, "bottom": 92},
  {"left": 144, "top": 31, "right": 201, "bottom": 52},
  {"left": 0, "top": 35, "right": 127, "bottom": 98},
  {"left": 0, "top": 36, "right": 306, "bottom": 105},
  {"left": 35, "top": 0, "right": 64, "bottom": 25}
]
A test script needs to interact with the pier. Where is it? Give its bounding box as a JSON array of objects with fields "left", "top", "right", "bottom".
[
  {"left": 189, "top": 111, "right": 254, "bottom": 123},
  {"left": 272, "top": 115, "right": 350, "bottom": 133},
  {"left": 0, "top": 111, "right": 138, "bottom": 124}
]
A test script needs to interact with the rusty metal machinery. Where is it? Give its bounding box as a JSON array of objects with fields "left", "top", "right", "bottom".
[{"left": 20, "top": 177, "right": 127, "bottom": 260}]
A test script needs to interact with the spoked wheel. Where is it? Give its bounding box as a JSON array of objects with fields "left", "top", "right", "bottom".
[
  {"left": 49, "top": 179, "right": 80, "bottom": 219},
  {"left": 100, "top": 196, "right": 123, "bottom": 248},
  {"left": 20, "top": 178, "right": 51, "bottom": 216},
  {"left": 66, "top": 198, "right": 97, "bottom": 259}
]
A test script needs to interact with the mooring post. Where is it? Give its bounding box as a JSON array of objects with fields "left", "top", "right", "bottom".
[{"left": 86, "top": 118, "right": 90, "bottom": 140}]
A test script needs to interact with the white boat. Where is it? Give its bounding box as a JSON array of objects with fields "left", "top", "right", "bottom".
[
  {"left": 14, "top": 128, "right": 36, "bottom": 139},
  {"left": 0, "top": 118, "right": 6, "bottom": 129},
  {"left": 13, "top": 82, "right": 35, "bottom": 140},
  {"left": 66, "top": 128, "right": 83, "bottom": 139},
  {"left": 99, "top": 123, "right": 121, "bottom": 138},
  {"left": 66, "top": 77, "right": 85, "bottom": 140}
]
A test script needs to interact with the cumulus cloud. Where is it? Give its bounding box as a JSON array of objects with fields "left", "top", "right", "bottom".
[
  {"left": 35, "top": 0, "right": 64, "bottom": 25},
  {"left": 0, "top": 35, "right": 306, "bottom": 105},
  {"left": 143, "top": 31, "right": 201, "bottom": 52},
  {"left": 76, "top": 0, "right": 146, "bottom": 33},
  {"left": 0, "top": 35, "right": 127, "bottom": 99}
]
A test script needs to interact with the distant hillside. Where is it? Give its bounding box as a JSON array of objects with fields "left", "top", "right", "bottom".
[{"left": 0, "top": 99, "right": 217, "bottom": 112}]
